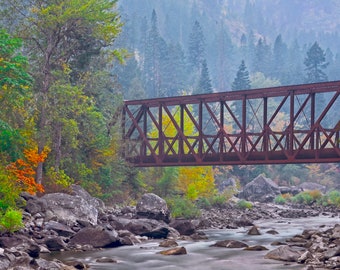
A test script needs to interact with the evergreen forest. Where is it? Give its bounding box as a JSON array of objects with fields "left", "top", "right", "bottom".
[{"left": 0, "top": 0, "right": 339, "bottom": 221}]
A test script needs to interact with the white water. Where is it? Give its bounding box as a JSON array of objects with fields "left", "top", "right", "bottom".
[{"left": 46, "top": 215, "right": 339, "bottom": 270}]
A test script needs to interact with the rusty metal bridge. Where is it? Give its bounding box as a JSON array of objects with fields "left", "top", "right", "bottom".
[{"left": 122, "top": 81, "right": 340, "bottom": 167}]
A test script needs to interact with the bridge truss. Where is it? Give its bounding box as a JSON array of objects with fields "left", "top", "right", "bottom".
[{"left": 122, "top": 81, "right": 340, "bottom": 166}]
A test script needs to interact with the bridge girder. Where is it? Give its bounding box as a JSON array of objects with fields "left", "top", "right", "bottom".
[{"left": 122, "top": 81, "right": 340, "bottom": 167}]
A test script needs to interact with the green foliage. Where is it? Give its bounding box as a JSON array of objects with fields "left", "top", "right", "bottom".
[
  {"left": 274, "top": 195, "right": 286, "bottom": 205},
  {"left": 327, "top": 190, "right": 340, "bottom": 206},
  {"left": 304, "top": 41, "right": 328, "bottom": 83},
  {"left": 232, "top": 60, "right": 251, "bottom": 91},
  {"left": 166, "top": 196, "right": 201, "bottom": 219},
  {"left": 156, "top": 167, "right": 179, "bottom": 197},
  {"left": 45, "top": 167, "right": 74, "bottom": 192},
  {"left": 291, "top": 191, "right": 314, "bottom": 205},
  {"left": 0, "top": 208, "right": 23, "bottom": 234},
  {"left": 318, "top": 190, "right": 340, "bottom": 207},
  {"left": 237, "top": 199, "right": 253, "bottom": 209},
  {"left": 0, "top": 164, "right": 21, "bottom": 211}
]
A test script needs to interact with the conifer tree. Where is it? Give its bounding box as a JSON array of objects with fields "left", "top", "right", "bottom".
[
  {"left": 195, "top": 59, "right": 213, "bottom": 94},
  {"left": 188, "top": 20, "right": 206, "bottom": 70},
  {"left": 231, "top": 60, "right": 251, "bottom": 91},
  {"left": 304, "top": 41, "right": 329, "bottom": 83}
]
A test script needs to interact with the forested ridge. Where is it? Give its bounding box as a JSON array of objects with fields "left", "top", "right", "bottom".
[{"left": 0, "top": 0, "right": 339, "bottom": 231}]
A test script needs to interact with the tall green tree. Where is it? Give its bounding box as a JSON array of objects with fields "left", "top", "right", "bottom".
[
  {"left": 304, "top": 41, "right": 329, "bottom": 83},
  {"left": 231, "top": 60, "right": 251, "bottom": 91},
  {"left": 272, "top": 34, "right": 288, "bottom": 81},
  {"left": 1, "top": 0, "right": 123, "bottom": 185},
  {"left": 143, "top": 9, "right": 165, "bottom": 98},
  {"left": 188, "top": 20, "right": 206, "bottom": 70},
  {"left": 195, "top": 59, "right": 213, "bottom": 94}
]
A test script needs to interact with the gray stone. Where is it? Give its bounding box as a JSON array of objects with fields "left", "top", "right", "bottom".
[
  {"left": 45, "top": 220, "right": 75, "bottom": 237},
  {"left": 69, "top": 226, "right": 121, "bottom": 248},
  {"left": 159, "top": 246, "right": 187, "bottom": 255},
  {"left": 238, "top": 174, "right": 281, "bottom": 203},
  {"left": 136, "top": 193, "right": 170, "bottom": 223},
  {"left": 169, "top": 219, "right": 196, "bottom": 236},
  {"left": 41, "top": 193, "right": 98, "bottom": 226},
  {"left": 265, "top": 246, "right": 303, "bottom": 262},
  {"left": 44, "top": 237, "right": 66, "bottom": 251},
  {"left": 212, "top": 240, "right": 248, "bottom": 248},
  {"left": 298, "top": 182, "right": 326, "bottom": 193}
]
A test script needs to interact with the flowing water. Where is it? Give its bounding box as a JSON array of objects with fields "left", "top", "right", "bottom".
[{"left": 45, "top": 215, "right": 339, "bottom": 270}]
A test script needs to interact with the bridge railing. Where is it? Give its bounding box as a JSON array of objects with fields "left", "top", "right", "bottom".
[{"left": 122, "top": 81, "right": 340, "bottom": 166}]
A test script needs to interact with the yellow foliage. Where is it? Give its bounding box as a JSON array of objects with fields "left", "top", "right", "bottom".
[{"left": 177, "top": 166, "right": 216, "bottom": 201}]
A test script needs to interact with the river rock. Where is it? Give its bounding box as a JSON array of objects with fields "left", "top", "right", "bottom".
[
  {"left": 24, "top": 196, "right": 47, "bottom": 216},
  {"left": 265, "top": 246, "right": 303, "bottom": 262},
  {"left": 69, "top": 226, "right": 121, "bottom": 248},
  {"left": 159, "top": 246, "right": 187, "bottom": 255},
  {"left": 238, "top": 174, "right": 281, "bottom": 203},
  {"left": 136, "top": 193, "right": 170, "bottom": 223},
  {"left": 141, "top": 227, "right": 170, "bottom": 239},
  {"left": 212, "top": 240, "right": 248, "bottom": 248},
  {"left": 244, "top": 245, "right": 268, "bottom": 251},
  {"left": 41, "top": 192, "right": 98, "bottom": 226},
  {"left": 247, "top": 225, "right": 261, "bottom": 235},
  {"left": 169, "top": 219, "right": 196, "bottom": 236},
  {"left": 298, "top": 182, "right": 326, "bottom": 193},
  {"left": 125, "top": 218, "right": 168, "bottom": 236},
  {"left": 70, "top": 184, "right": 105, "bottom": 212},
  {"left": 44, "top": 236, "right": 67, "bottom": 251},
  {"left": 45, "top": 220, "right": 75, "bottom": 237},
  {"left": 159, "top": 239, "right": 178, "bottom": 247}
]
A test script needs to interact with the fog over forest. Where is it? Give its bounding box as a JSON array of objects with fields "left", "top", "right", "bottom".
[{"left": 115, "top": 0, "right": 340, "bottom": 99}]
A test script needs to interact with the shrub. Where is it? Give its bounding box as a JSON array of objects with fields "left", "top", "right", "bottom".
[
  {"left": 274, "top": 195, "right": 286, "bottom": 205},
  {"left": 237, "top": 199, "right": 253, "bottom": 209},
  {"left": 291, "top": 191, "right": 314, "bottom": 205},
  {"left": 327, "top": 190, "right": 340, "bottom": 207},
  {"left": 166, "top": 196, "right": 201, "bottom": 218},
  {"left": 308, "top": 190, "right": 322, "bottom": 201},
  {"left": 0, "top": 208, "right": 24, "bottom": 234}
]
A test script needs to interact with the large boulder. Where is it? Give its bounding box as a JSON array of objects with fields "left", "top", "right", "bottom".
[
  {"left": 125, "top": 218, "right": 167, "bottom": 235},
  {"left": 298, "top": 182, "right": 327, "bottom": 193},
  {"left": 265, "top": 246, "right": 303, "bottom": 262},
  {"left": 169, "top": 219, "right": 196, "bottom": 236},
  {"left": 238, "top": 174, "right": 281, "bottom": 203},
  {"left": 136, "top": 193, "right": 170, "bottom": 223},
  {"left": 69, "top": 227, "right": 121, "bottom": 248},
  {"left": 41, "top": 192, "right": 98, "bottom": 226},
  {"left": 70, "top": 184, "right": 105, "bottom": 211}
]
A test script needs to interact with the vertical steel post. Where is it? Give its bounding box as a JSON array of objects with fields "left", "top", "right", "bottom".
[
  {"left": 142, "top": 105, "right": 147, "bottom": 157},
  {"left": 121, "top": 105, "right": 126, "bottom": 158},
  {"left": 241, "top": 96, "right": 247, "bottom": 156},
  {"left": 199, "top": 101, "right": 203, "bottom": 159},
  {"left": 179, "top": 104, "right": 184, "bottom": 157},
  {"left": 289, "top": 91, "right": 294, "bottom": 156},
  {"left": 310, "top": 93, "right": 315, "bottom": 150},
  {"left": 159, "top": 104, "right": 163, "bottom": 158},
  {"left": 219, "top": 101, "right": 224, "bottom": 159},
  {"left": 263, "top": 97, "right": 268, "bottom": 158}
]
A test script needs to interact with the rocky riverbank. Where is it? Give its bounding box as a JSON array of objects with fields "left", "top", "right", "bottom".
[{"left": 0, "top": 184, "right": 339, "bottom": 270}]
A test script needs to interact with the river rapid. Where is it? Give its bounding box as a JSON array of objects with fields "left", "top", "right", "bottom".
[{"left": 45, "top": 215, "right": 339, "bottom": 270}]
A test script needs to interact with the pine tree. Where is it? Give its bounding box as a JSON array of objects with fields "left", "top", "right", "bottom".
[
  {"left": 272, "top": 34, "right": 288, "bottom": 80},
  {"left": 143, "top": 9, "right": 163, "bottom": 97},
  {"left": 231, "top": 60, "right": 251, "bottom": 91},
  {"left": 304, "top": 41, "right": 329, "bottom": 83},
  {"left": 188, "top": 20, "right": 206, "bottom": 70},
  {"left": 195, "top": 59, "right": 213, "bottom": 94}
]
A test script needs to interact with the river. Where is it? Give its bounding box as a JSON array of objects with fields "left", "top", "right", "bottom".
[{"left": 45, "top": 214, "right": 339, "bottom": 270}]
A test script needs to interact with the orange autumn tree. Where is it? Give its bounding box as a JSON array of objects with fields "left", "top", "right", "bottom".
[{"left": 7, "top": 147, "right": 49, "bottom": 194}]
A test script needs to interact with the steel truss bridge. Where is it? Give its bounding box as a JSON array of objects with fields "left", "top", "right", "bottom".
[{"left": 122, "top": 81, "right": 340, "bottom": 167}]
